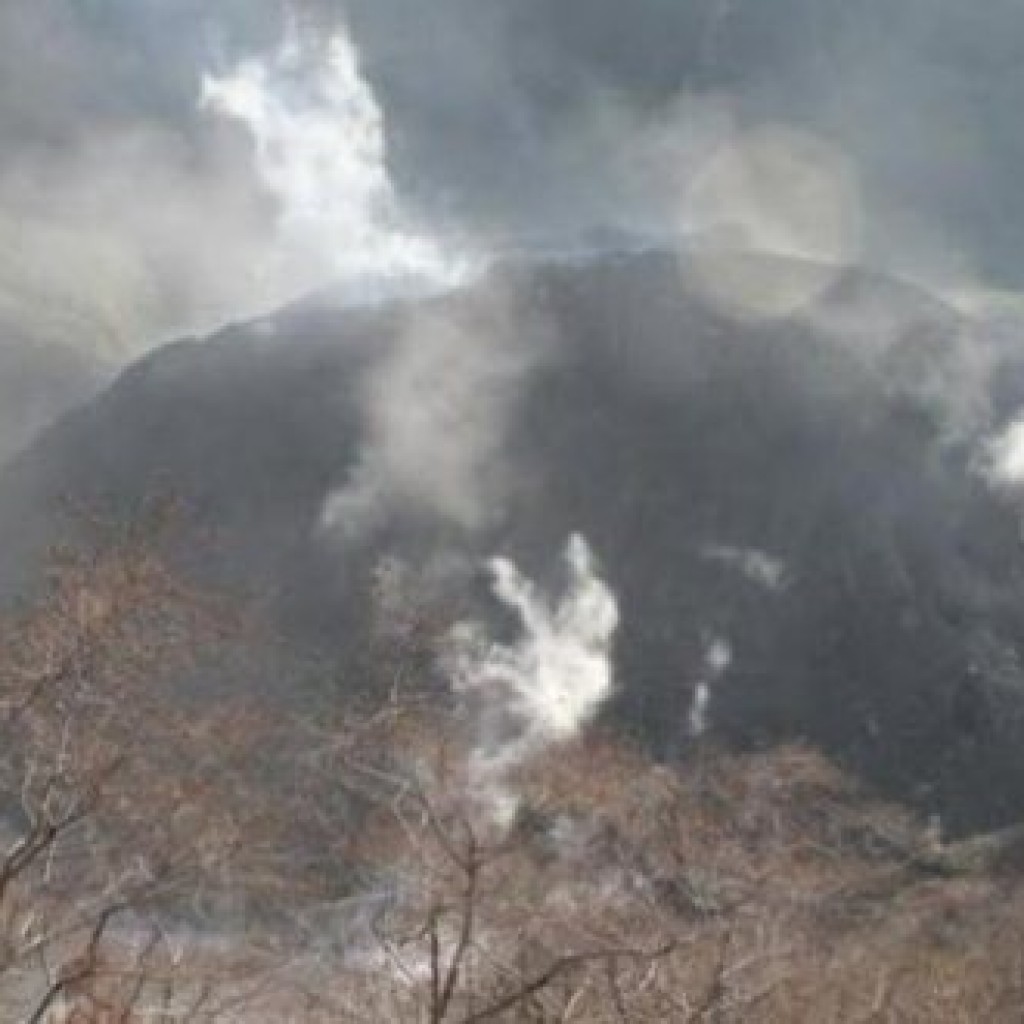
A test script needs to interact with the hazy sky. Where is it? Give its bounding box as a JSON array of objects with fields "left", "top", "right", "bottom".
[{"left": 2, "top": 0, "right": 1024, "bottom": 362}]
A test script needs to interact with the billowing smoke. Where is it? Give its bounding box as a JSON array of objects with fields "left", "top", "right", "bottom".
[
  {"left": 201, "top": 19, "right": 467, "bottom": 306},
  {"left": 444, "top": 534, "right": 619, "bottom": 820},
  {"left": 1, "top": 0, "right": 1023, "bottom": 378}
]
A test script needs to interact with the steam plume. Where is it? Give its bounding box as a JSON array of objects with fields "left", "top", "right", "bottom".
[
  {"left": 322, "top": 294, "right": 535, "bottom": 539},
  {"left": 977, "top": 417, "right": 1024, "bottom": 495},
  {"left": 445, "top": 535, "right": 619, "bottom": 816},
  {"left": 201, "top": 20, "right": 465, "bottom": 305},
  {"left": 688, "top": 635, "right": 732, "bottom": 738}
]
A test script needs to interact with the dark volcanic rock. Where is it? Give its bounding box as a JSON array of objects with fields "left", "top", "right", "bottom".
[{"left": 3, "top": 249, "right": 1024, "bottom": 835}]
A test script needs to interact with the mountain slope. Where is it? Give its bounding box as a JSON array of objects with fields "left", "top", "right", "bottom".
[{"left": 2, "top": 249, "right": 1023, "bottom": 834}]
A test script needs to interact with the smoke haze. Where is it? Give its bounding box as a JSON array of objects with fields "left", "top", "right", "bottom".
[
  {"left": 2, "top": 0, "right": 1024, "bottom": 823},
  {"left": 1, "top": 1, "right": 1024, "bottom": 363},
  {"left": 321, "top": 281, "right": 541, "bottom": 541}
]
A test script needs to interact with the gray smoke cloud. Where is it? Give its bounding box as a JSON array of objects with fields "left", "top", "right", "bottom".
[
  {"left": 2, "top": 1, "right": 1024, "bottom": 325},
  {"left": 3, "top": 0, "right": 1024, "bottom": 459},
  {"left": 321, "top": 282, "right": 541, "bottom": 541},
  {"left": 0, "top": 3, "right": 274, "bottom": 357},
  {"left": 335, "top": 0, "right": 1024, "bottom": 292}
]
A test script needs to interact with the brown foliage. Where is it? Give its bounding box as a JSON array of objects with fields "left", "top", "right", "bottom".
[
  {"left": 0, "top": 527, "right": 305, "bottom": 1020},
  {"left": 2, "top": 523, "right": 1024, "bottom": 1020}
]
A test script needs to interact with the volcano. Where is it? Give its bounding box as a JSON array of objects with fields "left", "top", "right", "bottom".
[{"left": 3, "top": 247, "right": 1024, "bottom": 835}]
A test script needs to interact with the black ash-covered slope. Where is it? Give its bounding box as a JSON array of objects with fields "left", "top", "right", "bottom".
[{"left": 4, "top": 249, "right": 1024, "bottom": 834}]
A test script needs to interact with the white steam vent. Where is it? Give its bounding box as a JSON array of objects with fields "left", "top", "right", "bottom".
[
  {"left": 688, "top": 635, "right": 732, "bottom": 738},
  {"left": 448, "top": 534, "right": 619, "bottom": 782},
  {"left": 977, "top": 416, "right": 1024, "bottom": 494},
  {"left": 201, "top": 21, "right": 463, "bottom": 302}
]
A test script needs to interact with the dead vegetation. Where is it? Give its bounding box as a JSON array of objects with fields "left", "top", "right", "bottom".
[{"left": 2, "top": 528, "right": 1024, "bottom": 1020}]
